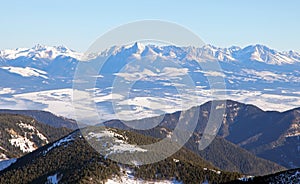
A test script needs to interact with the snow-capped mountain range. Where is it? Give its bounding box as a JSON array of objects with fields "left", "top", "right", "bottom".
[
  {"left": 1, "top": 43, "right": 300, "bottom": 64},
  {"left": 0, "top": 43, "right": 300, "bottom": 122}
]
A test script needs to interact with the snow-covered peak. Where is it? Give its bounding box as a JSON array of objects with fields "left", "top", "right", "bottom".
[
  {"left": 202, "top": 44, "right": 218, "bottom": 50},
  {"left": 242, "top": 44, "right": 275, "bottom": 56},
  {"left": 121, "top": 42, "right": 147, "bottom": 55},
  {"left": 131, "top": 42, "right": 146, "bottom": 53},
  {"left": 283, "top": 50, "right": 300, "bottom": 61},
  {"left": 238, "top": 44, "right": 297, "bottom": 65},
  {"left": 32, "top": 44, "right": 46, "bottom": 51},
  {"left": 101, "top": 42, "right": 160, "bottom": 60},
  {"left": 0, "top": 44, "right": 84, "bottom": 61},
  {"left": 186, "top": 44, "right": 237, "bottom": 62}
]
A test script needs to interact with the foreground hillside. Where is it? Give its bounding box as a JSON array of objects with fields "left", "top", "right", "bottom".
[
  {"left": 0, "top": 128, "right": 241, "bottom": 184},
  {"left": 0, "top": 113, "right": 72, "bottom": 160},
  {"left": 119, "top": 126, "right": 284, "bottom": 176}
]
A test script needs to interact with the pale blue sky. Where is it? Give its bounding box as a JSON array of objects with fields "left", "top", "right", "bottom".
[{"left": 1, "top": 0, "right": 300, "bottom": 52}]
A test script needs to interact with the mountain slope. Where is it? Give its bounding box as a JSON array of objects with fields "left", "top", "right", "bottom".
[
  {"left": 104, "top": 118, "right": 285, "bottom": 175},
  {"left": 105, "top": 100, "right": 300, "bottom": 174},
  {"left": 210, "top": 100, "right": 300, "bottom": 169},
  {"left": 143, "top": 100, "right": 299, "bottom": 169},
  {"left": 193, "top": 100, "right": 300, "bottom": 169},
  {"left": 0, "top": 113, "right": 72, "bottom": 160},
  {"left": 196, "top": 137, "right": 284, "bottom": 176},
  {"left": 0, "top": 128, "right": 241, "bottom": 184},
  {"left": 0, "top": 109, "right": 78, "bottom": 129}
]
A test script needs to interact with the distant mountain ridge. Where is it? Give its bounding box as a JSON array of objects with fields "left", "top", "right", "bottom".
[
  {"left": 0, "top": 109, "right": 78, "bottom": 129},
  {"left": 1, "top": 43, "right": 300, "bottom": 65}
]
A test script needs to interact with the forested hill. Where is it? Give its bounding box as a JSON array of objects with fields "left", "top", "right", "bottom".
[
  {"left": 0, "top": 113, "right": 72, "bottom": 160},
  {"left": 0, "top": 127, "right": 242, "bottom": 184}
]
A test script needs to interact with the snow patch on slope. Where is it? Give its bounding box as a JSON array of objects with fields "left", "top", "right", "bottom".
[
  {"left": 285, "top": 122, "right": 300, "bottom": 137},
  {"left": 46, "top": 173, "right": 61, "bottom": 184},
  {"left": 4, "top": 120, "right": 50, "bottom": 154},
  {"left": 18, "top": 122, "right": 49, "bottom": 143},
  {"left": 0, "top": 158, "right": 17, "bottom": 171},
  {"left": 0, "top": 153, "right": 8, "bottom": 161},
  {"left": 115, "top": 67, "right": 189, "bottom": 81},
  {"left": 9, "top": 134, "right": 36, "bottom": 153},
  {"left": 270, "top": 170, "right": 300, "bottom": 183},
  {"left": 106, "top": 167, "right": 182, "bottom": 184},
  {"left": 0, "top": 66, "right": 48, "bottom": 79},
  {"left": 87, "top": 130, "right": 147, "bottom": 158},
  {"left": 242, "top": 69, "right": 288, "bottom": 82},
  {"left": 43, "top": 134, "right": 74, "bottom": 155},
  {"left": 13, "top": 88, "right": 75, "bottom": 118}
]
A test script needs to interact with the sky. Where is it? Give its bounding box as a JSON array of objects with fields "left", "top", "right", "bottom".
[{"left": 1, "top": 0, "right": 300, "bottom": 52}]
